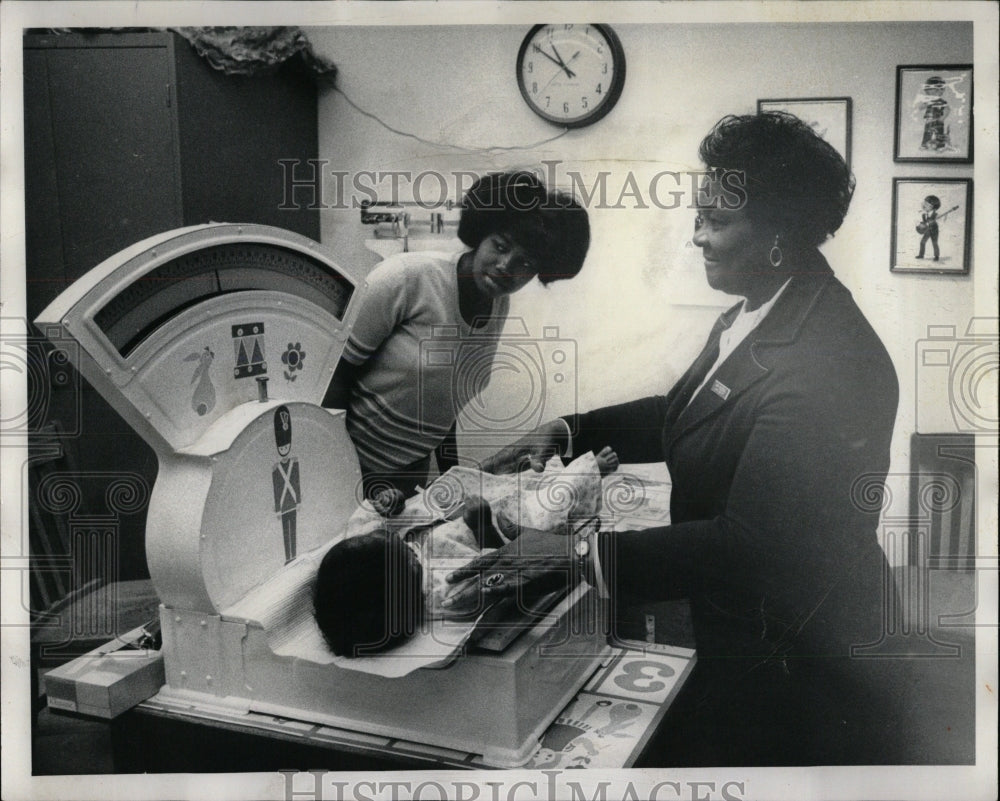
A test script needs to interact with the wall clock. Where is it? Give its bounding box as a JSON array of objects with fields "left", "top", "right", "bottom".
[{"left": 517, "top": 24, "right": 626, "bottom": 129}]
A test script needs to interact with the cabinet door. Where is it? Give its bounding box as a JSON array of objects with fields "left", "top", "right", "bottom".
[
  {"left": 24, "top": 48, "right": 65, "bottom": 321},
  {"left": 171, "top": 34, "right": 320, "bottom": 240},
  {"left": 24, "top": 39, "right": 175, "bottom": 605},
  {"left": 42, "top": 42, "right": 183, "bottom": 288}
]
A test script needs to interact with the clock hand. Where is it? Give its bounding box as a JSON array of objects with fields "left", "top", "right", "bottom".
[
  {"left": 540, "top": 59, "right": 575, "bottom": 92},
  {"left": 540, "top": 67, "right": 566, "bottom": 94},
  {"left": 561, "top": 51, "right": 582, "bottom": 79},
  {"left": 550, "top": 44, "right": 577, "bottom": 78},
  {"left": 532, "top": 43, "right": 569, "bottom": 72},
  {"left": 539, "top": 47, "right": 583, "bottom": 94}
]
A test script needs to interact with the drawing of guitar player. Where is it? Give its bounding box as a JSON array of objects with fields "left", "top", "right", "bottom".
[
  {"left": 272, "top": 405, "right": 300, "bottom": 564},
  {"left": 916, "top": 195, "right": 960, "bottom": 262}
]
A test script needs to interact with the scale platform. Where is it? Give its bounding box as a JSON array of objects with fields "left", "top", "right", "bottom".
[{"left": 116, "top": 642, "right": 695, "bottom": 771}]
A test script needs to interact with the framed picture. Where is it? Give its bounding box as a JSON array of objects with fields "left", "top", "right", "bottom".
[
  {"left": 890, "top": 178, "right": 972, "bottom": 275},
  {"left": 758, "top": 97, "right": 852, "bottom": 166},
  {"left": 894, "top": 64, "right": 973, "bottom": 162}
]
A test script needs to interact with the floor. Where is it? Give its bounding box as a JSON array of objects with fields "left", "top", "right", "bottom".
[{"left": 33, "top": 708, "right": 114, "bottom": 776}]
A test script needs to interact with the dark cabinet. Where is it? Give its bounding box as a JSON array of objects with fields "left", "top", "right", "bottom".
[
  {"left": 24, "top": 31, "right": 321, "bottom": 630},
  {"left": 25, "top": 31, "right": 320, "bottom": 320}
]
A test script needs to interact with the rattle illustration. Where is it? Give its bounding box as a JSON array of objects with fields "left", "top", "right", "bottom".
[{"left": 184, "top": 346, "right": 216, "bottom": 416}]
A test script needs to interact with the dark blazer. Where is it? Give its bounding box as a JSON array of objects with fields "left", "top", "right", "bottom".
[{"left": 567, "top": 250, "right": 907, "bottom": 763}]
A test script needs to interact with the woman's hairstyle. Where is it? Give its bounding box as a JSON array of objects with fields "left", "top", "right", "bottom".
[
  {"left": 458, "top": 171, "right": 590, "bottom": 285},
  {"left": 698, "top": 112, "right": 856, "bottom": 248},
  {"left": 924, "top": 195, "right": 942, "bottom": 210},
  {"left": 313, "top": 533, "right": 424, "bottom": 657}
]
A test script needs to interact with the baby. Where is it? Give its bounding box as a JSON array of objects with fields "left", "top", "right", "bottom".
[{"left": 313, "top": 447, "right": 619, "bottom": 658}]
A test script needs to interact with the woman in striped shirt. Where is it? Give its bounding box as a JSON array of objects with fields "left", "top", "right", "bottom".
[{"left": 323, "top": 171, "right": 590, "bottom": 502}]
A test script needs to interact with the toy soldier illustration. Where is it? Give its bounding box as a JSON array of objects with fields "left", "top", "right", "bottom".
[{"left": 272, "top": 405, "right": 300, "bottom": 563}]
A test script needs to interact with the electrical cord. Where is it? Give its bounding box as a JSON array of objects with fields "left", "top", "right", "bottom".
[{"left": 332, "top": 85, "right": 570, "bottom": 154}]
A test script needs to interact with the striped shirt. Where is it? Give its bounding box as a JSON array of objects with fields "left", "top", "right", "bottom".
[{"left": 343, "top": 251, "right": 510, "bottom": 472}]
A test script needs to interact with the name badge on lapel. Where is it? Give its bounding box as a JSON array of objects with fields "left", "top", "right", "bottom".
[{"left": 710, "top": 379, "right": 731, "bottom": 400}]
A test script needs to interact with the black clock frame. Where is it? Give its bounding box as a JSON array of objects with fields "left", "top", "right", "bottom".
[{"left": 516, "top": 24, "right": 626, "bottom": 129}]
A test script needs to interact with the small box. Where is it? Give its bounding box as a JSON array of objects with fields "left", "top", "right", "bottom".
[{"left": 43, "top": 626, "right": 164, "bottom": 719}]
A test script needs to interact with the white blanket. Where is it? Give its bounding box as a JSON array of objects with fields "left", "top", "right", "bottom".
[{"left": 225, "top": 453, "right": 607, "bottom": 678}]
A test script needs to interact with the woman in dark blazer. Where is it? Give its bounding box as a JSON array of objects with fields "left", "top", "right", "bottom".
[{"left": 448, "top": 112, "right": 917, "bottom": 765}]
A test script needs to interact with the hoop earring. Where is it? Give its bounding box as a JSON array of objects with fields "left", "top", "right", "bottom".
[{"left": 769, "top": 235, "right": 783, "bottom": 268}]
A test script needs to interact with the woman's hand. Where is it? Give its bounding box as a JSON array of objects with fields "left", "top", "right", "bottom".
[
  {"left": 441, "top": 523, "right": 579, "bottom": 612},
  {"left": 479, "top": 419, "right": 570, "bottom": 474}
]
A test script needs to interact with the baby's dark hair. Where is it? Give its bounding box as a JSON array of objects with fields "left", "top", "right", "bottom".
[
  {"left": 457, "top": 171, "right": 590, "bottom": 285},
  {"left": 313, "top": 533, "right": 424, "bottom": 657},
  {"left": 924, "top": 195, "right": 942, "bottom": 210}
]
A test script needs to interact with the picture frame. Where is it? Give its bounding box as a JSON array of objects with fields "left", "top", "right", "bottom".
[
  {"left": 757, "top": 97, "right": 852, "bottom": 166},
  {"left": 894, "top": 64, "right": 973, "bottom": 162},
  {"left": 890, "top": 178, "right": 972, "bottom": 275}
]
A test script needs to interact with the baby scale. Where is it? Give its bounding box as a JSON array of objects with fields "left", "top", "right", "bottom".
[{"left": 35, "top": 223, "right": 610, "bottom": 767}]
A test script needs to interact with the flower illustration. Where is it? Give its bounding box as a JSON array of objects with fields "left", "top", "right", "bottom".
[{"left": 281, "top": 342, "right": 306, "bottom": 381}]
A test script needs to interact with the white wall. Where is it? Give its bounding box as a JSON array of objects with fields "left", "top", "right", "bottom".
[{"left": 309, "top": 22, "right": 975, "bottom": 560}]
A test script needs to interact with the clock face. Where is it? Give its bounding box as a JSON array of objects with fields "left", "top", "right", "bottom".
[{"left": 517, "top": 24, "right": 626, "bottom": 129}]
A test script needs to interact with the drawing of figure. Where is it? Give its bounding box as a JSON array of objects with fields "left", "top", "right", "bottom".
[
  {"left": 918, "top": 76, "right": 951, "bottom": 152},
  {"left": 916, "top": 195, "right": 941, "bottom": 261},
  {"left": 562, "top": 737, "right": 601, "bottom": 768},
  {"left": 272, "top": 405, "right": 300, "bottom": 564},
  {"left": 184, "top": 346, "right": 216, "bottom": 416}
]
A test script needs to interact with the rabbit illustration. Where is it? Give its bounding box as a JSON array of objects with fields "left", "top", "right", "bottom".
[{"left": 184, "top": 346, "right": 216, "bottom": 416}]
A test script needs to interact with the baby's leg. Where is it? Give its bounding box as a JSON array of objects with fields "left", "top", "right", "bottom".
[{"left": 595, "top": 446, "right": 620, "bottom": 477}]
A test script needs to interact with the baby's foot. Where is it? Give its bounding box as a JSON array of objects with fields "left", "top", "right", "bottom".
[
  {"left": 371, "top": 488, "right": 406, "bottom": 517},
  {"left": 595, "top": 446, "right": 620, "bottom": 477}
]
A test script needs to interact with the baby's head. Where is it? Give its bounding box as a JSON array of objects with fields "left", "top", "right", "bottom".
[{"left": 313, "top": 532, "right": 424, "bottom": 657}]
